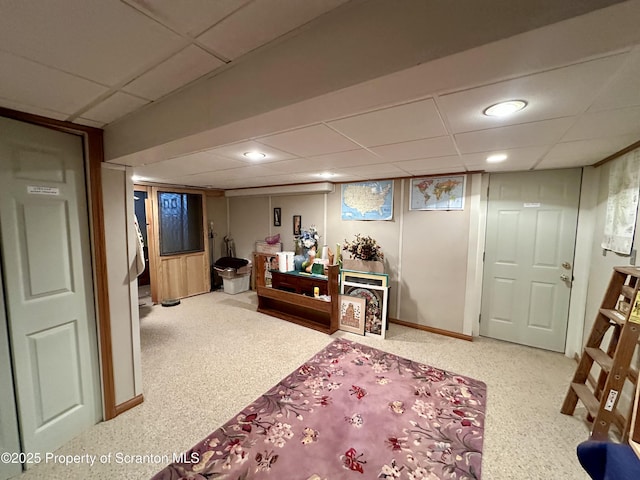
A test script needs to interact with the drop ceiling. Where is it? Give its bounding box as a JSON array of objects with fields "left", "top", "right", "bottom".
[{"left": 1, "top": 0, "right": 640, "bottom": 190}]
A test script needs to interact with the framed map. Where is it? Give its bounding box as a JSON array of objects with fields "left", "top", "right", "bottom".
[
  {"left": 410, "top": 175, "right": 466, "bottom": 211},
  {"left": 341, "top": 180, "right": 393, "bottom": 221}
]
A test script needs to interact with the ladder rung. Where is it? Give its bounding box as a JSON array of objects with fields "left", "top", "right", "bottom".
[
  {"left": 600, "top": 308, "right": 626, "bottom": 325},
  {"left": 621, "top": 285, "right": 636, "bottom": 300},
  {"left": 585, "top": 347, "right": 613, "bottom": 373},
  {"left": 572, "top": 382, "right": 600, "bottom": 418},
  {"left": 629, "top": 367, "right": 638, "bottom": 385}
]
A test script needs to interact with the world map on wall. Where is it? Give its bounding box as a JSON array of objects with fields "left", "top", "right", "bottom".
[
  {"left": 410, "top": 175, "right": 465, "bottom": 210},
  {"left": 341, "top": 181, "right": 393, "bottom": 220}
]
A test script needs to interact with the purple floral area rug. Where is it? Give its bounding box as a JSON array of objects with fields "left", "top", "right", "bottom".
[{"left": 151, "top": 339, "right": 487, "bottom": 480}]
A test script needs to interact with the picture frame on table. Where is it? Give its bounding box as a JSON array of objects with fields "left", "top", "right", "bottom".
[
  {"left": 338, "top": 295, "right": 366, "bottom": 335},
  {"left": 341, "top": 279, "right": 388, "bottom": 339},
  {"left": 273, "top": 207, "right": 281, "bottom": 227},
  {"left": 293, "top": 215, "right": 301, "bottom": 235}
]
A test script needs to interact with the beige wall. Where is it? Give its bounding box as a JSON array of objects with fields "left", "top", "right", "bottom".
[
  {"left": 206, "top": 195, "right": 228, "bottom": 261},
  {"left": 326, "top": 182, "right": 402, "bottom": 319},
  {"left": 101, "top": 165, "right": 142, "bottom": 406},
  {"left": 227, "top": 177, "right": 476, "bottom": 335},
  {"left": 584, "top": 156, "right": 640, "bottom": 343},
  {"left": 581, "top": 152, "right": 640, "bottom": 410},
  {"left": 399, "top": 178, "right": 472, "bottom": 332}
]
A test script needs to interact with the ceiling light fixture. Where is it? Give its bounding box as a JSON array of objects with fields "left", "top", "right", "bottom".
[
  {"left": 317, "top": 172, "right": 336, "bottom": 178},
  {"left": 243, "top": 151, "right": 266, "bottom": 160},
  {"left": 486, "top": 153, "right": 508, "bottom": 163},
  {"left": 483, "top": 100, "right": 527, "bottom": 117}
]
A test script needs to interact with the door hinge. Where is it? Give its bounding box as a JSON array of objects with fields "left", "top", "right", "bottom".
[
  {"left": 482, "top": 251, "right": 485, "bottom": 262},
  {"left": 478, "top": 314, "right": 482, "bottom": 323}
]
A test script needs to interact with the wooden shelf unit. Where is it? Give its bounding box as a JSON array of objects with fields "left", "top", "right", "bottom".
[{"left": 254, "top": 254, "right": 339, "bottom": 334}]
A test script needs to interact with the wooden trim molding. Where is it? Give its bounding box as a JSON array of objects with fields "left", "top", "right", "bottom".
[
  {"left": 114, "top": 394, "right": 144, "bottom": 416},
  {"left": 593, "top": 138, "right": 640, "bottom": 167},
  {"left": 0, "top": 107, "right": 117, "bottom": 420},
  {"left": 390, "top": 317, "right": 473, "bottom": 342}
]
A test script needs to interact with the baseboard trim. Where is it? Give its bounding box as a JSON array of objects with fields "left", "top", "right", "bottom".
[
  {"left": 390, "top": 318, "right": 473, "bottom": 342},
  {"left": 114, "top": 394, "right": 144, "bottom": 416}
]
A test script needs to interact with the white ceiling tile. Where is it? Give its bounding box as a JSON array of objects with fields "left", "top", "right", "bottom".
[
  {"left": 335, "top": 163, "right": 409, "bottom": 178},
  {"left": 0, "top": 96, "right": 68, "bottom": 121},
  {"left": 268, "top": 149, "right": 386, "bottom": 174},
  {"left": 328, "top": 99, "right": 448, "bottom": 147},
  {"left": 129, "top": 0, "right": 250, "bottom": 36},
  {"left": 589, "top": 49, "right": 640, "bottom": 112},
  {"left": 197, "top": 0, "right": 348, "bottom": 59},
  {"left": 82, "top": 92, "right": 149, "bottom": 124},
  {"left": 0, "top": 51, "right": 107, "bottom": 115},
  {"left": 207, "top": 140, "right": 297, "bottom": 162},
  {"left": 134, "top": 152, "right": 245, "bottom": 178},
  {"left": 562, "top": 106, "right": 640, "bottom": 142},
  {"left": 454, "top": 118, "right": 575, "bottom": 154},
  {"left": 406, "top": 166, "right": 467, "bottom": 176},
  {"left": 438, "top": 54, "right": 627, "bottom": 134},
  {"left": 123, "top": 46, "right": 224, "bottom": 100},
  {"left": 0, "top": 0, "right": 186, "bottom": 85},
  {"left": 370, "top": 136, "right": 457, "bottom": 161},
  {"left": 460, "top": 146, "right": 548, "bottom": 171},
  {"left": 394, "top": 156, "right": 464, "bottom": 173},
  {"left": 537, "top": 134, "right": 640, "bottom": 169},
  {"left": 257, "top": 124, "right": 360, "bottom": 156}
]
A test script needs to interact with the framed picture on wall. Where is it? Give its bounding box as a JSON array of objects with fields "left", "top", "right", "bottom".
[
  {"left": 341, "top": 280, "right": 388, "bottom": 339},
  {"left": 410, "top": 175, "right": 466, "bottom": 211},
  {"left": 339, "top": 295, "right": 366, "bottom": 335},
  {"left": 293, "top": 215, "right": 301, "bottom": 235},
  {"left": 273, "top": 207, "right": 281, "bottom": 227}
]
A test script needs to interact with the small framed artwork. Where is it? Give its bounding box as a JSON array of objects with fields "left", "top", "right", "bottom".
[
  {"left": 293, "top": 215, "right": 301, "bottom": 235},
  {"left": 273, "top": 207, "right": 281, "bottom": 227},
  {"left": 339, "top": 295, "right": 366, "bottom": 335},
  {"left": 340, "top": 270, "right": 389, "bottom": 288},
  {"left": 341, "top": 281, "right": 389, "bottom": 339}
]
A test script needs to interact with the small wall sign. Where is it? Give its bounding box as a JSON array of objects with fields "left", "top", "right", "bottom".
[{"left": 27, "top": 185, "right": 60, "bottom": 196}]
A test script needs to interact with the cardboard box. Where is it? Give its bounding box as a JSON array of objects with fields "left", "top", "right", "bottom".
[{"left": 256, "top": 241, "right": 282, "bottom": 254}]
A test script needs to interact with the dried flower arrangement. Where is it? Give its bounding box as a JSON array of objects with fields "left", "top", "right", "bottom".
[{"left": 343, "top": 234, "right": 384, "bottom": 261}]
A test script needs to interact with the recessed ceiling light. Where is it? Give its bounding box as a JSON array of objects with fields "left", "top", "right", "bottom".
[
  {"left": 243, "top": 151, "right": 266, "bottom": 160},
  {"left": 317, "top": 172, "right": 336, "bottom": 178},
  {"left": 483, "top": 100, "right": 527, "bottom": 117},
  {"left": 486, "top": 153, "right": 508, "bottom": 163}
]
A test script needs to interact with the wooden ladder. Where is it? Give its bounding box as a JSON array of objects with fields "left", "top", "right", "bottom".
[{"left": 561, "top": 266, "right": 640, "bottom": 440}]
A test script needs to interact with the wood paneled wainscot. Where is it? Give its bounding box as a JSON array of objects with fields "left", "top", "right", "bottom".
[{"left": 254, "top": 254, "right": 339, "bottom": 334}]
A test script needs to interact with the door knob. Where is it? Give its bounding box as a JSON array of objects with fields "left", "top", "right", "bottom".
[
  {"left": 562, "top": 262, "right": 572, "bottom": 269},
  {"left": 560, "top": 273, "right": 569, "bottom": 281}
]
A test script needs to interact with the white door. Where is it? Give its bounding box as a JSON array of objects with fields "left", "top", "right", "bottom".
[
  {"left": 480, "top": 169, "right": 582, "bottom": 352},
  {"left": 0, "top": 117, "right": 101, "bottom": 459},
  {"left": 0, "top": 263, "right": 21, "bottom": 479}
]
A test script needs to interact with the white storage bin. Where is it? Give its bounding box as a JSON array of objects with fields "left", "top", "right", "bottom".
[{"left": 223, "top": 275, "right": 250, "bottom": 294}]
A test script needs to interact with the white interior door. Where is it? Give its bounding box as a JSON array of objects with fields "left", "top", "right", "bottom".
[
  {"left": 0, "top": 117, "right": 101, "bottom": 458},
  {"left": 0, "top": 263, "right": 21, "bottom": 479},
  {"left": 480, "top": 169, "right": 582, "bottom": 352}
]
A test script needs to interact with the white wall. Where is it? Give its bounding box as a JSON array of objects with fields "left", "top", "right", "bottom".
[{"left": 101, "top": 165, "right": 142, "bottom": 406}]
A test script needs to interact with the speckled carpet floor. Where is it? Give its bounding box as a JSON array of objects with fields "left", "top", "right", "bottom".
[{"left": 12, "top": 290, "right": 591, "bottom": 479}]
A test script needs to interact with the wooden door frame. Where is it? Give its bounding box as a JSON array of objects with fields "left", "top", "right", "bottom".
[{"left": 0, "top": 107, "right": 117, "bottom": 420}]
